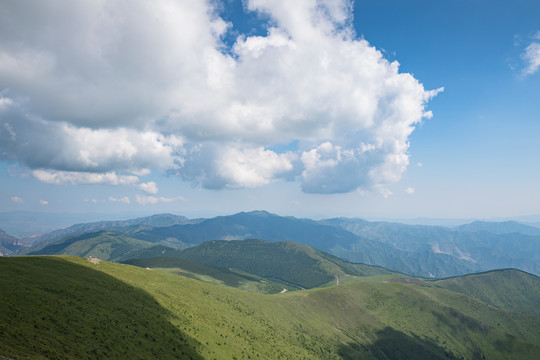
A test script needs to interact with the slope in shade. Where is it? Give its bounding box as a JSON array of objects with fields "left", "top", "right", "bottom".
[
  {"left": 0, "top": 256, "right": 203, "bottom": 359},
  {"left": 163, "top": 238, "right": 394, "bottom": 289},
  {"left": 125, "top": 256, "right": 286, "bottom": 294}
]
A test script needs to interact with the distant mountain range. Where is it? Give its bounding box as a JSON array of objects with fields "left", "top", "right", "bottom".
[
  {"left": 0, "top": 229, "right": 24, "bottom": 256},
  {"left": 5, "top": 210, "right": 540, "bottom": 278},
  {"left": 324, "top": 217, "right": 540, "bottom": 277},
  {"left": 19, "top": 213, "right": 195, "bottom": 247},
  {"left": 453, "top": 220, "right": 540, "bottom": 235}
]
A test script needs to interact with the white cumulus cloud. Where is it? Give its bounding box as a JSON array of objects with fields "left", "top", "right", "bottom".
[
  {"left": 109, "top": 196, "right": 130, "bottom": 204},
  {"left": 522, "top": 32, "right": 540, "bottom": 76},
  {"left": 137, "top": 181, "right": 159, "bottom": 194},
  {"left": 39, "top": 199, "right": 48, "bottom": 205},
  {"left": 0, "top": 0, "right": 441, "bottom": 194}
]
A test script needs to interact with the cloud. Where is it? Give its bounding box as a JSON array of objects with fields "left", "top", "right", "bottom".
[
  {"left": 378, "top": 187, "right": 393, "bottom": 198},
  {"left": 0, "top": 0, "right": 441, "bottom": 194},
  {"left": 0, "top": 108, "right": 182, "bottom": 173},
  {"left": 137, "top": 181, "right": 159, "bottom": 194},
  {"left": 135, "top": 194, "right": 187, "bottom": 205},
  {"left": 39, "top": 199, "right": 48, "bottom": 205},
  {"left": 521, "top": 32, "right": 540, "bottom": 76},
  {"left": 32, "top": 170, "right": 139, "bottom": 186},
  {"left": 108, "top": 196, "right": 130, "bottom": 204},
  {"left": 405, "top": 187, "right": 415, "bottom": 194},
  {"left": 11, "top": 196, "right": 23, "bottom": 203},
  {"left": 179, "top": 144, "right": 296, "bottom": 189}
]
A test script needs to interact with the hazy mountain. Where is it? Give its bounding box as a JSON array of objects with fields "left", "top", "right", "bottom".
[
  {"left": 453, "top": 220, "right": 540, "bottom": 236},
  {"left": 1, "top": 256, "right": 538, "bottom": 359},
  {"left": 0, "top": 228, "right": 24, "bottom": 256},
  {"left": 131, "top": 210, "right": 361, "bottom": 248},
  {"left": 0, "top": 211, "right": 124, "bottom": 236},
  {"left": 325, "top": 217, "right": 540, "bottom": 277},
  {"left": 18, "top": 213, "right": 194, "bottom": 251}
]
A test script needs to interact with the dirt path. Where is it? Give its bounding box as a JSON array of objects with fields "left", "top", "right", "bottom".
[
  {"left": 335, "top": 274, "right": 340, "bottom": 285},
  {"left": 86, "top": 257, "right": 101, "bottom": 264}
]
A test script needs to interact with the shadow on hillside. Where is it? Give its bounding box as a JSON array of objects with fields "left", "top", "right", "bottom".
[
  {"left": 125, "top": 257, "right": 254, "bottom": 288},
  {"left": 0, "top": 257, "right": 204, "bottom": 359},
  {"left": 339, "top": 327, "right": 460, "bottom": 360}
]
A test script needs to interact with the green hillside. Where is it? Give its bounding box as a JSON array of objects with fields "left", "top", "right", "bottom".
[
  {"left": 125, "top": 256, "right": 286, "bottom": 294},
  {"left": 172, "top": 239, "right": 394, "bottom": 289},
  {"left": 27, "top": 231, "right": 156, "bottom": 262},
  {"left": 1, "top": 256, "right": 539, "bottom": 359},
  {"left": 0, "top": 256, "right": 202, "bottom": 359},
  {"left": 435, "top": 269, "right": 540, "bottom": 316},
  {"left": 114, "top": 244, "right": 186, "bottom": 260}
]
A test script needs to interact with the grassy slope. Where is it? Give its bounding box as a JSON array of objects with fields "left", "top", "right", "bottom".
[
  {"left": 1, "top": 256, "right": 539, "bottom": 360},
  {"left": 173, "top": 239, "right": 393, "bottom": 289},
  {"left": 435, "top": 269, "right": 540, "bottom": 316},
  {"left": 0, "top": 256, "right": 202, "bottom": 360},
  {"left": 27, "top": 231, "right": 156, "bottom": 262},
  {"left": 124, "top": 256, "right": 286, "bottom": 294}
]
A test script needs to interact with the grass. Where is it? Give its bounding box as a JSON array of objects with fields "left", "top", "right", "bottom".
[
  {"left": 27, "top": 231, "right": 156, "bottom": 262},
  {"left": 0, "top": 256, "right": 202, "bottom": 359},
  {"left": 124, "top": 257, "right": 286, "bottom": 294},
  {"left": 168, "top": 239, "right": 393, "bottom": 289},
  {"left": 434, "top": 269, "right": 540, "bottom": 316},
  {"left": 1, "top": 256, "right": 539, "bottom": 359}
]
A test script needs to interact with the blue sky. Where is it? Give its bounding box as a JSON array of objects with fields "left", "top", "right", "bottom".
[{"left": 1, "top": 0, "right": 539, "bottom": 220}]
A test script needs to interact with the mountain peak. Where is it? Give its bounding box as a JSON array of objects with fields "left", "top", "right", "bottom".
[{"left": 242, "top": 210, "right": 274, "bottom": 217}]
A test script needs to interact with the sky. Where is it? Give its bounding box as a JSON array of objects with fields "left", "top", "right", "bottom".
[{"left": 1, "top": 0, "right": 539, "bottom": 221}]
